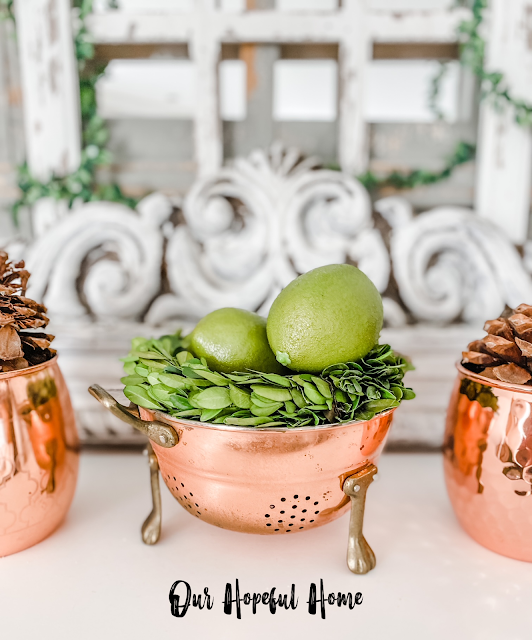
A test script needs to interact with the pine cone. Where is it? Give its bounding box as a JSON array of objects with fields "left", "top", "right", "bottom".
[
  {"left": 0, "top": 251, "right": 55, "bottom": 371},
  {"left": 462, "top": 304, "right": 532, "bottom": 385}
]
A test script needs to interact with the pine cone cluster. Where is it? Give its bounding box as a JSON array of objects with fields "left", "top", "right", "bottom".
[
  {"left": 0, "top": 251, "right": 55, "bottom": 372},
  {"left": 462, "top": 304, "right": 532, "bottom": 385}
]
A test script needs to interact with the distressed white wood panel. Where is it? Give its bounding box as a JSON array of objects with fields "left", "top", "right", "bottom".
[
  {"left": 191, "top": 1, "right": 222, "bottom": 176},
  {"left": 476, "top": 108, "right": 532, "bottom": 245},
  {"left": 368, "top": 7, "right": 469, "bottom": 42},
  {"left": 15, "top": 0, "right": 80, "bottom": 180},
  {"left": 476, "top": 0, "right": 532, "bottom": 245},
  {"left": 338, "top": 0, "right": 370, "bottom": 174},
  {"left": 86, "top": 8, "right": 468, "bottom": 44},
  {"left": 86, "top": 3, "right": 470, "bottom": 177}
]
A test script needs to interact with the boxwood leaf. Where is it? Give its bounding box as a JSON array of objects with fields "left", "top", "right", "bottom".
[
  {"left": 290, "top": 388, "right": 307, "bottom": 408},
  {"left": 193, "top": 369, "right": 229, "bottom": 386},
  {"left": 139, "top": 358, "right": 167, "bottom": 371},
  {"left": 251, "top": 385, "right": 292, "bottom": 402},
  {"left": 311, "top": 376, "right": 332, "bottom": 399},
  {"left": 229, "top": 384, "right": 252, "bottom": 409},
  {"left": 302, "top": 382, "right": 326, "bottom": 405},
  {"left": 172, "top": 409, "right": 201, "bottom": 418},
  {"left": 159, "top": 373, "right": 188, "bottom": 389},
  {"left": 256, "top": 373, "right": 292, "bottom": 388},
  {"left": 284, "top": 400, "right": 297, "bottom": 413},
  {"left": 123, "top": 361, "right": 137, "bottom": 375},
  {"left": 120, "top": 375, "right": 145, "bottom": 386},
  {"left": 194, "top": 387, "right": 232, "bottom": 410},
  {"left": 250, "top": 393, "right": 280, "bottom": 408},
  {"left": 169, "top": 394, "right": 193, "bottom": 410},
  {"left": 200, "top": 408, "right": 223, "bottom": 422},
  {"left": 134, "top": 365, "right": 149, "bottom": 377},
  {"left": 132, "top": 350, "right": 167, "bottom": 360},
  {"left": 124, "top": 385, "right": 163, "bottom": 410},
  {"left": 225, "top": 416, "right": 280, "bottom": 426},
  {"left": 177, "top": 351, "right": 195, "bottom": 365},
  {"left": 251, "top": 402, "right": 283, "bottom": 417}
]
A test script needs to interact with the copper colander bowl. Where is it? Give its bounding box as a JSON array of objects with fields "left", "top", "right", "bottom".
[{"left": 90, "top": 385, "right": 396, "bottom": 574}]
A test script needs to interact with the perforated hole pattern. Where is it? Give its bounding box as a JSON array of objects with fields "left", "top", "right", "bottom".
[
  {"left": 167, "top": 475, "right": 202, "bottom": 517},
  {"left": 167, "top": 476, "right": 321, "bottom": 532},
  {"left": 265, "top": 495, "right": 320, "bottom": 532}
]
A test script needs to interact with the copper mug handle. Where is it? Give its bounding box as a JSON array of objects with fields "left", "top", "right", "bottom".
[{"left": 88, "top": 384, "right": 178, "bottom": 448}]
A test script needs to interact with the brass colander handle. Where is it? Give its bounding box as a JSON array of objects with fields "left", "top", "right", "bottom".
[{"left": 88, "top": 384, "right": 178, "bottom": 448}]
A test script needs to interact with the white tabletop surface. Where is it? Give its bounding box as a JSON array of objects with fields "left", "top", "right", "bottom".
[{"left": 2, "top": 451, "right": 531, "bottom": 640}]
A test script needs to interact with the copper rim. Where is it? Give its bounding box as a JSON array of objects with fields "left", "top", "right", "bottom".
[
  {"left": 455, "top": 361, "right": 532, "bottom": 395},
  {"left": 0, "top": 354, "right": 58, "bottom": 380},
  {"left": 149, "top": 405, "right": 397, "bottom": 433}
]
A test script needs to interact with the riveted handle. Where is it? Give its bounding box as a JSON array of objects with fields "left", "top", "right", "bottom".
[{"left": 88, "top": 384, "right": 178, "bottom": 448}]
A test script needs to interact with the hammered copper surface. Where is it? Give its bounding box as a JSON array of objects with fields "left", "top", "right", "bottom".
[
  {"left": 444, "top": 363, "right": 532, "bottom": 562},
  {"left": 139, "top": 406, "right": 394, "bottom": 535},
  {"left": 0, "top": 357, "right": 79, "bottom": 557}
]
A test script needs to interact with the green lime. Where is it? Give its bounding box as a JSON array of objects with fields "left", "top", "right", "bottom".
[
  {"left": 266, "top": 264, "right": 383, "bottom": 373},
  {"left": 190, "top": 308, "right": 285, "bottom": 374}
]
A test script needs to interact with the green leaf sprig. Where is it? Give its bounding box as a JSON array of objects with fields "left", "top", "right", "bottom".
[{"left": 121, "top": 333, "right": 415, "bottom": 429}]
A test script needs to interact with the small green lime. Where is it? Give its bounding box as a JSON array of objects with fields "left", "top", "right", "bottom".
[
  {"left": 266, "top": 264, "right": 383, "bottom": 373},
  {"left": 190, "top": 308, "right": 285, "bottom": 374}
]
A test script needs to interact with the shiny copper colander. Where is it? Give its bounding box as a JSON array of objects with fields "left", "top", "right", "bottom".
[{"left": 89, "top": 384, "right": 395, "bottom": 574}]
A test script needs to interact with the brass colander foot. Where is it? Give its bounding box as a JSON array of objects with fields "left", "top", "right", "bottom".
[
  {"left": 141, "top": 443, "right": 162, "bottom": 545},
  {"left": 343, "top": 463, "right": 378, "bottom": 575}
]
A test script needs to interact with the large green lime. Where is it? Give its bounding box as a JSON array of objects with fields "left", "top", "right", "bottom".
[
  {"left": 266, "top": 264, "right": 383, "bottom": 373},
  {"left": 190, "top": 307, "right": 285, "bottom": 374}
]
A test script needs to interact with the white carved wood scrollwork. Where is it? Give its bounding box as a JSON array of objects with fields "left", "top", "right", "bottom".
[
  {"left": 376, "top": 197, "right": 532, "bottom": 324},
  {"left": 26, "top": 194, "right": 171, "bottom": 321},
  {"left": 149, "top": 145, "right": 391, "bottom": 324},
  {"left": 24, "top": 147, "right": 532, "bottom": 331}
]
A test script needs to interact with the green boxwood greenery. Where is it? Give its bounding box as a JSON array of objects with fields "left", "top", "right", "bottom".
[{"left": 121, "top": 332, "right": 415, "bottom": 428}]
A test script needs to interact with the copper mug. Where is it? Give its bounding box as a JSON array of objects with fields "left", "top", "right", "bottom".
[
  {"left": 444, "top": 363, "right": 532, "bottom": 561},
  {"left": 0, "top": 356, "right": 79, "bottom": 557}
]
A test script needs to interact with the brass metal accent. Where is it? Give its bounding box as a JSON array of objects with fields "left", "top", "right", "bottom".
[
  {"left": 141, "top": 443, "right": 162, "bottom": 545},
  {"left": 88, "top": 385, "right": 178, "bottom": 448},
  {"left": 343, "top": 463, "right": 378, "bottom": 575}
]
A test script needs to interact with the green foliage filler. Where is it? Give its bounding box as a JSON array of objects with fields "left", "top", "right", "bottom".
[{"left": 121, "top": 333, "right": 415, "bottom": 428}]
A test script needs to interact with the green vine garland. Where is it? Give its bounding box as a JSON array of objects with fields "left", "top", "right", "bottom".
[
  {"left": 2, "top": 0, "right": 532, "bottom": 212},
  {"left": 459, "top": 0, "right": 532, "bottom": 126},
  {"left": 0, "top": 0, "right": 14, "bottom": 22},
  {"left": 428, "top": 60, "right": 449, "bottom": 122}
]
